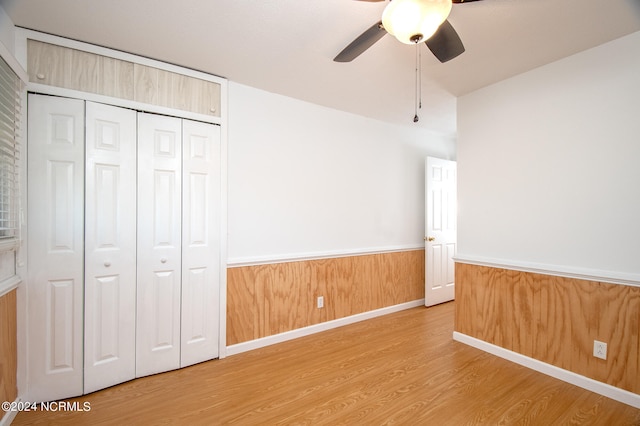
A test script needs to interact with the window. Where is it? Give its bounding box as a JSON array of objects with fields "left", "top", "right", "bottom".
[{"left": 0, "top": 55, "right": 23, "bottom": 244}]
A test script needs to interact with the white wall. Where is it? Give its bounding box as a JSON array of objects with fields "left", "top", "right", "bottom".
[
  {"left": 228, "top": 82, "right": 455, "bottom": 264},
  {"left": 457, "top": 31, "right": 640, "bottom": 279},
  {"left": 0, "top": 5, "right": 15, "bottom": 54}
]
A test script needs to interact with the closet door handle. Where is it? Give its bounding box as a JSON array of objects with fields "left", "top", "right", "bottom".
[
  {"left": 104, "top": 261, "right": 111, "bottom": 267},
  {"left": 160, "top": 258, "right": 167, "bottom": 264}
]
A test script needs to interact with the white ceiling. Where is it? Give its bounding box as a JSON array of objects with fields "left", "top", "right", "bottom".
[{"left": 2, "top": 0, "right": 640, "bottom": 137}]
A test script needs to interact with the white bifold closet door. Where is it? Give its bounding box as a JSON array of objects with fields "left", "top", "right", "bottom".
[
  {"left": 28, "top": 94, "right": 222, "bottom": 400},
  {"left": 136, "top": 112, "right": 183, "bottom": 377},
  {"left": 181, "top": 120, "right": 221, "bottom": 367},
  {"left": 84, "top": 101, "right": 137, "bottom": 393},
  {"left": 136, "top": 113, "right": 221, "bottom": 376},
  {"left": 27, "top": 94, "right": 85, "bottom": 402}
]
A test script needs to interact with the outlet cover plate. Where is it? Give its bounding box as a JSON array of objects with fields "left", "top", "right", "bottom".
[{"left": 593, "top": 340, "right": 607, "bottom": 360}]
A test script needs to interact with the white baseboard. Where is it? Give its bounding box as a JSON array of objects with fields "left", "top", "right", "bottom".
[
  {"left": 226, "top": 299, "right": 425, "bottom": 356},
  {"left": 0, "top": 396, "right": 20, "bottom": 426},
  {"left": 453, "top": 332, "right": 640, "bottom": 409}
]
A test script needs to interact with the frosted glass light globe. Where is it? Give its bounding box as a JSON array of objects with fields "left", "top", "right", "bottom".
[{"left": 382, "top": 0, "right": 452, "bottom": 44}]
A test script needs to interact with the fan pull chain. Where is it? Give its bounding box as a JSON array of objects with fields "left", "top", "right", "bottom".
[
  {"left": 419, "top": 46, "right": 422, "bottom": 110},
  {"left": 414, "top": 43, "right": 422, "bottom": 123}
]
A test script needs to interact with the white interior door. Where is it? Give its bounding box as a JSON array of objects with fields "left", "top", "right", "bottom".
[
  {"left": 27, "top": 94, "right": 85, "bottom": 401},
  {"left": 84, "top": 101, "right": 137, "bottom": 393},
  {"left": 136, "top": 112, "right": 182, "bottom": 377},
  {"left": 425, "top": 157, "right": 457, "bottom": 307},
  {"left": 181, "top": 120, "right": 221, "bottom": 367}
]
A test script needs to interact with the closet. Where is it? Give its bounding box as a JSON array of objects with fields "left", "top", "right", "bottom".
[{"left": 27, "top": 94, "right": 221, "bottom": 402}]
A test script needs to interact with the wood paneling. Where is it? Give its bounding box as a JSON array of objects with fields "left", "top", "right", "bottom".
[
  {"left": 171, "top": 71, "right": 221, "bottom": 116},
  {"left": 0, "top": 290, "right": 17, "bottom": 413},
  {"left": 455, "top": 262, "right": 640, "bottom": 394},
  {"left": 133, "top": 64, "right": 221, "bottom": 116},
  {"left": 132, "top": 63, "right": 159, "bottom": 105},
  {"left": 227, "top": 250, "right": 425, "bottom": 345},
  {"left": 28, "top": 40, "right": 130, "bottom": 97},
  {"left": 97, "top": 55, "right": 134, "bottom": 100},
  {"left": 27, "top": 40, "right": 69, "bottom": 89},
  {"left": 13, "top": 302, "right": 640, "bottom": 425},
  {"left": 27, "top": 39, "right": 221, "bottom": 117}
]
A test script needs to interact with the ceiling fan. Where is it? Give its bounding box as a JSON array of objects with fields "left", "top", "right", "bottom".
[{"left": 334, "top": 0, "right": 482, "bottom": 63}]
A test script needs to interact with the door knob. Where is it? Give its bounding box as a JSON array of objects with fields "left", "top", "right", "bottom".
[
  {"left": 424, "top": 236, "right": 435, "bottom": 242},
  {"left": 104, "top": 261, "right": 111, "bottom": 267},
  {"left": 161, "top": 258, "right": 167, "bottom": 263}
]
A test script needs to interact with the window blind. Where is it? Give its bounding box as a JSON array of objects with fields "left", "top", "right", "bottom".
[{"left": 0, "top": 55, "right": 23, "bottom": 240}]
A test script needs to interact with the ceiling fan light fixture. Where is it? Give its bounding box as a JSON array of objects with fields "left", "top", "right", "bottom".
[{"left": 382, "top": 0, "right": 452, "bottom": 45}]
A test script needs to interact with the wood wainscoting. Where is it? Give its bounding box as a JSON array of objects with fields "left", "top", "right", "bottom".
[
  {"left": 227, "top": 250, "right": 425, "bottom": 345},
  {"left": 455, "top": 262, "right": 640, "bottom": 394},
  {"left": 0, "top": 289, "right": 18, "bottom": 415}
]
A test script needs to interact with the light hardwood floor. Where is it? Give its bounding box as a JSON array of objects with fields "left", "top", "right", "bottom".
[{"left": 13, "top": 302, "right": 640, "bottom": 425}]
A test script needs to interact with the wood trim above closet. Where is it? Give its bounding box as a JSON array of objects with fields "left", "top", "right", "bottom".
[{"left": 27, "top": 39, "right": 221, "bottom": 117}]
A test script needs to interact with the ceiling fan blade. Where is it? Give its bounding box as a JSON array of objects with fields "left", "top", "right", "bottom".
[
  {"left": 334, "top": 21, "right": 387, "bottom": 62},
  {"left": 425, "top": 19, "right": 465, "bottom": 63}
]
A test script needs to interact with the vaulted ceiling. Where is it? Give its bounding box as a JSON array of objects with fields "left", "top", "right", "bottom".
[{"left": 2, "top": 0, "right": 639, "bottom": 136}]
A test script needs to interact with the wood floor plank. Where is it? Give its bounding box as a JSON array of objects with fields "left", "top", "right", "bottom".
[{"left": 13, "top": 302, "right": 640, "bottom": 425}]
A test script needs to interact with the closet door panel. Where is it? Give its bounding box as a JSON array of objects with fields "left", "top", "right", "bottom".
[
  {"left": 84, "top": 102, "right": 137, "bottom": 393},
  {"left": 137, "top": 112, "right": 182, "bottom": 377},
  {"left": 147, "top": 270, "right": 179, "bottom": 346},
  {"left": 181, "top": 121, "right": 221, "bottom": 367},
  {"left": 27, "top": 94, "right": 85, "bottom": 402}
]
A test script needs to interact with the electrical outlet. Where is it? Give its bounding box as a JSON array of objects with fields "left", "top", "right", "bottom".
[
  {"left": 593, "top": 340, "right": 607, "bottom": 360},
  {"left": 317, "top": 296, "right": 324, "bottom": 309}
]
